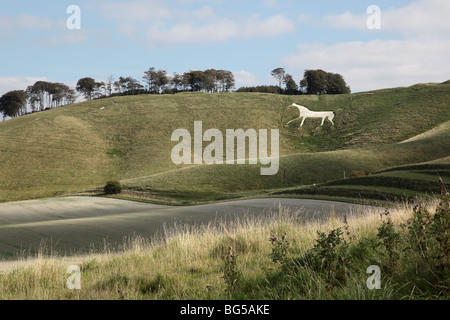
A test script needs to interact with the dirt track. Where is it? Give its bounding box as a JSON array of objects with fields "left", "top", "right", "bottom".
[{"left": 0, "top": 196, "right": 380, "bottom": 260}]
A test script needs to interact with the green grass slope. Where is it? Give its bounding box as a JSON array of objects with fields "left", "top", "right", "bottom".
[
  {"left": 0, "top": 83, "right": 449, "bottom": 202},
  {"left": 125, "top": 120, "right": 450, "bottom": 200},
  {"left": 278, "top": 163, "right": 450, "bottom": 201}
]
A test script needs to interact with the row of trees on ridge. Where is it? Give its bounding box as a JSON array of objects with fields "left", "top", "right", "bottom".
[
  {"left": 75, "top": 69, "right": 236, "bottom": 100},
  {"left": 238, "top": 68, "right": 350, "bottom": 95},
  {"left": 1, "top": 67, "right": 350, "bottom": 119}
]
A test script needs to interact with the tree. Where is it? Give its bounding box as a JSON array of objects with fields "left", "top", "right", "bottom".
[
  {"left": 0, "top": 90, "right": 28, "bottom": 118},
  {"left": 94, "top": 81, "right": 106, "bottom": 98},
  {"left": 113, "top": 81, "right": 123, "bottom": 94},
  {"left": 106, "top": 76, "right": 114, "bottom": 96},
  {"left": 170, "top": 72, "right": 184, "bottom": 92},
  {"left": 118, "top": 76, "right": 144, "bottom": 95},
  {"left": 183, "top": 70, "right": 206, "bottom": 92},
  {"left": 299, "top": 78, "right": 308, "bottom": 94},
  {"left": 76, "top": 77, "right": 97, "bottom": 100},
  {"left": 283, "top": 74, "right": 298, "bottom": 95},
  {"left": 143, "top": 67, "right": 158, "bottom": 93},
  {"left": 201, "top": 69, "right": 235, "bottom": 92},
  {"left": 118, "top": 77, "right": 129, "bottom": 93},
  {"left": 155, "top": 69, "right": 169, "bottom": 94},
  {"left": 300, "top": 70, "right": 350, "bottom": 95},
  {"left": 63, "top": 87, "right": 77, "bottom": 105},
  {"left": 271, "top": 68, "right": 286, "bottom": 88},
  {"left": 302, "top": 69, "right": 328, "bottom": 95},
  {"left": 216, "top": 70, "right": 227, "bottom": 92},
  {"left": 50, "top": 83, "right": 76, "bottom": 107},
  {"left": 27, "top": 82, "right": 43, "bottom": 112},
  {"left": 26, "top": 81, "right": 76, "bottom": 111},
  {"left": 326, "top": 73, "right": 351, "bottom": 94},
  {"left": 204, "top": 69, "right": 218, "bottom": 93},
  {"left": 129, "top": 78, "right": 144, "bottom": 94},
  {"left": 223, "top": 71, "right": 235, "bottom": 92},
  {"left": 143, "top": 68, "right": 168, "bottom": 94},
  {"left": 27, "top": 81, "right": 50, "bottom": 111}
]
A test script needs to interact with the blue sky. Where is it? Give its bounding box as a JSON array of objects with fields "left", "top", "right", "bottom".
[{"left": 1, "top": 0, "right": 449, "bottom": 96}]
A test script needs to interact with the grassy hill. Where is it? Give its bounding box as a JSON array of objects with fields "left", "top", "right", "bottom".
[
  {"left": 276, "top": 162, "right": 450, "bottom": 201},
  {"left": 124, "top": 122, "right": 450, "bottom": 201},
  {"left": 1, "top": 83, "right": 450, "bottom": 203}
]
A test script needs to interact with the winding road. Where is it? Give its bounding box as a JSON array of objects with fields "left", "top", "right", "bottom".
[{"left": 0, "top": 196, "right": 380, "bottom": 260}]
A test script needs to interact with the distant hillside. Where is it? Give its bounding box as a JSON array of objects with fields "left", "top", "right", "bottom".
[
  {"left": 0, "top": 83, "right": 449, "bottom": 202},
  {"left": 124, "top": 120, "right": 450, "bottom": 201}
]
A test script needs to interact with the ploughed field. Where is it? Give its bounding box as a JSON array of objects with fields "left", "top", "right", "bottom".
[{"left": 0, "top": 196, "right": 377, "bottom": 259}]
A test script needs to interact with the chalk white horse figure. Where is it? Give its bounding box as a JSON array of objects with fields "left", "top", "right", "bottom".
[{"left": 287, "top": 103, "right": 335, "bottom": 126}]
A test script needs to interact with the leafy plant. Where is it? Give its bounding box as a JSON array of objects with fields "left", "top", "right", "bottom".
[
  {"left": 377, "top": 208, "right": 401, "bottom": 273},
  {"left": 223, "top": 246, "right": 240, "bottom": 294},
  {"left": 309, "top": 228, "right": 350, "bottom": 289},
  {"left": 269, "top": 233, "right": 291, "bottom": 271},
  {"left": 405, "top": 203, "right": 433, "bottom": 263},
  {"left": 430, "top": 192, "right": 450, "bottom": 271}
]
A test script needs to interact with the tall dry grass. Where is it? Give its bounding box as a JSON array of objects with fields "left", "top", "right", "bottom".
[{"left": 0, "top": 198, "right": 446, "bottom": 300}]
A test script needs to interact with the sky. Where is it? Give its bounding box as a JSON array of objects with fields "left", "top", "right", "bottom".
[{"left": 1, "top": 0, "right": 450, "bottom": 97}]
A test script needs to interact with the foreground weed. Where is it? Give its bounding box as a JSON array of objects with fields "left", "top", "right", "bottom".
[
  {"left": 405, "top": 202, "right": 433, "bottom": 264},
  {"left": 269, "top": 233, "right": 290, "bottom": 270},
  {"left": 311, "top": 228, "right": 350, "bottom": 290},
  {"left": 377, "top": 208, "right": 401, "bottom": 273},
  {"left": 431, "top": 180, "right": 449, "bottom": 271},
  {"left": 290, "top": 227, "right": 351, "bottom": 292},
  {"left": 223, "top": 246, "right": 240, "bottom": 295}
]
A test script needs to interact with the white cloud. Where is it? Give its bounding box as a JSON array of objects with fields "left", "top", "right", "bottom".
[
  {"left": 233, "top": 71, "right": 260, "bottom": 87},
  {"left": 323, "top": 11, "right": 366, "bottom": 30},
  {"left": 100, "top": 0, "right": 174, "bottom": 21},
  {"left": 117, "top": 23, "right": 137, "bottom": 37},
  {"left": 188, "top": 6, "right": 216, "bottom": 21},
  {"left": 43, "top": 30, "right": 88, "bottom": 46},
  {"left": 282, "top": 36, "right": 450, "bottom": 92},
  {"left": 0, "top": 14, "right": 54, "bottom": 39},
  {"left": 242, "top": 14, "right": 295, "bottom": 38},
  {"left": 0, "top": 13, "right": 89, "bottom": 46},
  {"left": 298, "top": 13, "right": 312, "bottom": 24},
  {"left": 145, "top": 13, "right": 294, "bottom": 45},
  {"left": 98, "top": 0, "right": 295, "bottom": 46},
  {"left": 282, "top": 0, "right": 450, "bottom": 92},
  {"left": 15, "top": 14, "right": 54, "bottom": 29},
  {"left": 324, "top": 0, "right": 450, "bottom": 35},
  {"left": 146, "top": 19, "right": 239, "bottom": 44},
  {"left": 264, "top": 0, "right": 278, "bottom": 9},
  {"left": 0, "top": 14, "right": 54, "bottom": 30}
]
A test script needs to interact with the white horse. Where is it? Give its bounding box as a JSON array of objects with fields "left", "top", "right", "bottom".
[{"left": 287, "top": 103, "right": 335, "bottom": 126}]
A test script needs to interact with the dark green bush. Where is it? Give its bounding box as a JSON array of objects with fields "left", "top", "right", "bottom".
[{"left": 104, "top": 180, "right": 122, "bottom": 195}]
